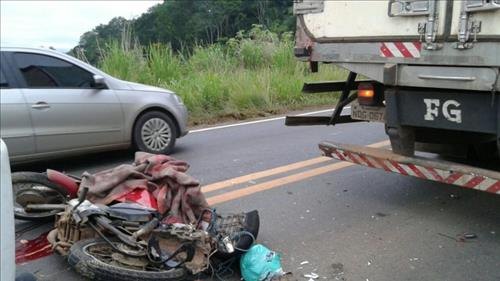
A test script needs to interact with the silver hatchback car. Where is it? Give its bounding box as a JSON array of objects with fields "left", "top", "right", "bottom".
[{"left": 0, "top": 47, "right": 188, "bottom": 163}]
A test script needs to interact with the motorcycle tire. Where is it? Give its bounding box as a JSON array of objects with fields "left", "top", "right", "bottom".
[
  {"left": 68, "top": 238, "right": 187, "bottom": 281},
  {"left": 12, "top": 172, "right": 69, "bottom": 221}
]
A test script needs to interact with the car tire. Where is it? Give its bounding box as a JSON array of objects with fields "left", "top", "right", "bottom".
[{"left": 133, "top": 111, "right": 177, "bottom": 154}]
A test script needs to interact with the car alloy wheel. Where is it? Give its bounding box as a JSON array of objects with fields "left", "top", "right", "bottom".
[{"left": 140, "top": 118, "right": 172, "bottom": 152}]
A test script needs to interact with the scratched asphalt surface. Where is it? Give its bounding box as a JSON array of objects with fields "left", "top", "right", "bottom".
[{"left": 13, "top": 110, "right": 500, "bottom": 281}]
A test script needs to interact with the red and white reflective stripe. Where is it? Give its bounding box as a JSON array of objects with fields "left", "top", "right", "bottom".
[
  {"left": 330, "top": 148, "right": 500, "bottom": 195},
  {"left": 380, "top": 42, "right": 422, "bottom": 58}
]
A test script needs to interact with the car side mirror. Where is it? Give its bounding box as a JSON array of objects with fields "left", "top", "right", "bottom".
[{"left": 92, "top": 75, "right": 107, "bottom": 89}]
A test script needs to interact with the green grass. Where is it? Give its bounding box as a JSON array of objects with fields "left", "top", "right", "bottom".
[{"left": 99, "top": 26, "right": 347, "bottom": 125}]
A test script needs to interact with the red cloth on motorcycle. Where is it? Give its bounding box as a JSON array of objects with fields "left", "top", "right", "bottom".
[{"left": 79, "top": 152, "right": 209, "bottom": 224}]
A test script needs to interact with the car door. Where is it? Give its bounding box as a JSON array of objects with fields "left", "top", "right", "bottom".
[
  {"left": 0, "top": 56, "right": 36, "bottom": 157},
  {"left": 8, "top": 51, "right": 124, "bottom": 153}
]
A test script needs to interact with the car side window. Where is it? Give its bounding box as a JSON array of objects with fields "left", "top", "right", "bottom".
[
  {"left": 12, "top": 53, "right": 94, "bottom": 88},
  {"left": 0, "top": 69, "right": 8, "bottom": 88}
]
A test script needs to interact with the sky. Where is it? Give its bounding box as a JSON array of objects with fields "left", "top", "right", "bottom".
[{"left": 1, "top": 0, "right": 162, "bottom": 51}]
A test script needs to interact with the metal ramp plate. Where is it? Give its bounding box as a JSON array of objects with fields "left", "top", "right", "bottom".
[{"left": 319, "top": 141, "right": 500, "bottom": 195}]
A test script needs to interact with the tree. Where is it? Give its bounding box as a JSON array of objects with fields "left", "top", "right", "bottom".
[
  {"left": 71, "top": 0, "right": 295, "bottom": 64},
  {"left": 70, "top": 17, "right": 130, "bottom": 64}
]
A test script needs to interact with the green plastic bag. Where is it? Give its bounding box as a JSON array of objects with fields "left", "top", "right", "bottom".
[{"left": 240, "top": 244, "right": 283, "bottom": 281}]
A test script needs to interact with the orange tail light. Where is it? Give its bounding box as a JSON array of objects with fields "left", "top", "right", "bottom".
[{"left": 357, "top": 83, "right": 375, "bottom": 105}]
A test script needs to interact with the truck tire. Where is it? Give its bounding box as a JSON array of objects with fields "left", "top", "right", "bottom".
[
  {"left": 12, "top": 172, "right": 68, "bottom": 221},
  {"left": 386, "top": 126, "right": 415, "bottom": 156},
  {"left": 133, "top": 111, "right": 177, "bottom": 155},
  {"left": 68, "top": 238, "right": 186, "bottom": 281}
]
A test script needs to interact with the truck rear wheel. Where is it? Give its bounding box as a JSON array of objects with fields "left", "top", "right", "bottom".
[{"left": 386, "top": 125, "right": 415, "bottom": 156}]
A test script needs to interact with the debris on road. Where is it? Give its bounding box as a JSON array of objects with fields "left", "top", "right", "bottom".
[
  {"left": 300, "top": 261, "right": 310, "bottom": 265},
  {"left": 304, "top": 272, "right": 319, "bottom": 279},
  {"left": 463, "top": 233, "right": 477, "bottom": 239},
  {"left": 240, "top": 244, "right": 285, "bottom": 281},
  {"left": 438, "top": 232, "right": 479, "bottom": 242}
]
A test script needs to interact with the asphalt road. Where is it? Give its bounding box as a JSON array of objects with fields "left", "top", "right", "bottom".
[{"left": 14, "top": 109, "right": 500, "bottom": 281}]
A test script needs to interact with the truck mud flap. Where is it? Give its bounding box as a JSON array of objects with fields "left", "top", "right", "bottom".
[{"left": 319, "top": 141, "right": 500, "bottom": 195}]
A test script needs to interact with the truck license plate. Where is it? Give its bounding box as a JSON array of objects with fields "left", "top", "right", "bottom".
[{"left": 351, "top": 102, "right": 385, "bottom": 122}]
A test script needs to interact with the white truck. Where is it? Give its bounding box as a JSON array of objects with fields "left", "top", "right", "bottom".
[{"left": 287, "top": 0, "right": 500, "bottom": 194}]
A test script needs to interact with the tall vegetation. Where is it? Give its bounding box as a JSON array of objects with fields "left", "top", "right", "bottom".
[{"left": 98, "top": 26, "right": 346, "bottom": 125}]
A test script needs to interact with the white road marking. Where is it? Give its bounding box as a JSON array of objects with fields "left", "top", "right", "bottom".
[{"left": 190, "top": 107, "right": 351, "bottom": 133}]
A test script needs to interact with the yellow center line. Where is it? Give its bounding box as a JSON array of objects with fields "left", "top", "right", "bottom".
[
  {"left": 206, "top": 140, "right": 390, "bottom": 205},
  {"left": 201, "top": 157, "right": 331, "bottom": 193}
]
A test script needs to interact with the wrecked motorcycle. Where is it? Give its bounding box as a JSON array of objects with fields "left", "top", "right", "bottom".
[
  {"left": 15, "top": 153, "right": 260, "bottom": 280},
  {"left": 47, "top": 188, "right": 259, "bottom": 280},
  {"left": 49, "top": 187, "right": 208, "bottom": 280}
]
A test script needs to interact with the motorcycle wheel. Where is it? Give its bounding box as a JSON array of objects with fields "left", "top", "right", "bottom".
[
  {"left": 68, "top": 238, "right": 187, "bottom": 281},
  {"left": 12, "top": 172, "right": 69, "bottom": 221}
]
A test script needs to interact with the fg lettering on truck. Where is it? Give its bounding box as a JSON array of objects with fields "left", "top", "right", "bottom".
[
  {"left": 286, "top": 0, "right": 500, "bottom": 194},
  {"left": 423, "top": 99, "right": 462, "bottom": 124}
]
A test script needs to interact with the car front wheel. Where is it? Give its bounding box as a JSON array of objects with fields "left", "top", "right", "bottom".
[{"left": 133, "top": 111, "right": 177, "bottom": 154}]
